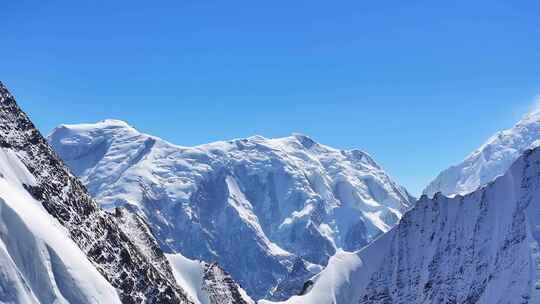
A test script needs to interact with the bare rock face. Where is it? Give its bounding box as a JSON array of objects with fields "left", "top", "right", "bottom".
[
  {"left": 0, "top": 82, "right": 193, "bottom": 303},
  {"left": 114, "top": 207, "right": 178, "bottom": 281},
  {"left": 203, "top": 263, "right": 253, "bottom": 304}
]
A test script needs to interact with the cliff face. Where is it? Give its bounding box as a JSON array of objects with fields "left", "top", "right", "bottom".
[
  {"left": 0, "top": 145, "right": 122, "bottom": 303},
  {"left": 118, "top": 207, "right": 253, "bottom": 304}
]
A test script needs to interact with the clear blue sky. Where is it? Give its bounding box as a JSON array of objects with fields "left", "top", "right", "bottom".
[{"left": 2, "top": 1, "right": 540, "bottom": 195}]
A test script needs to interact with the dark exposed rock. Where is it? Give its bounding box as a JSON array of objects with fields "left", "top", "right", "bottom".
[{"left": 203, "top": 263, "right": 251, "bottom": 304}]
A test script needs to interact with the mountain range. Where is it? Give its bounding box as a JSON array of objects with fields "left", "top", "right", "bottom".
[
  {"left": 48, "top": 119, "right": 414, "bottom": 300},
  {"left": 3, "top": 79, "right": 540, "bottom": 303}
]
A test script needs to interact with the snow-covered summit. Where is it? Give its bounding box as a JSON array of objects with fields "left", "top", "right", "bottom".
[
  {"left": 49, "top": 119, "right": 414, "bottom": 300},
  {"left": 424, "top": 110, "right": 540, "bottom": 197}
]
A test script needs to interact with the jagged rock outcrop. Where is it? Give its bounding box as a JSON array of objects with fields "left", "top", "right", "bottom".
[
  {"left": 166, "top": 252, "right": 253, "bottom": 304},
  {"left": 117, "top": 207, "right": 253, "bottom": 304},
  {"left": 203, "top": 263, "right": 253, "bottom": 304}
]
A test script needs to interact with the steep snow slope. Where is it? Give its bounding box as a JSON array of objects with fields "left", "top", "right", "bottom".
[
  {"left": 49, "top": 120, "right": 414, "bottom": 299},
  {"left": 425, "top": 110, "right": 540, "bottom": 197},
  {"left": 265, "top": 147, "right": 540, "bottom": 304},
  {"left": 0, "top": 82, "right": 195, "bottom": 303},
  {"left": 0, "top": 147, "right": 122, "bottom": 304}
]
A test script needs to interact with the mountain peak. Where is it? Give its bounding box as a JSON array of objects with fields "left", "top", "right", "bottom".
[
  {"left": 290, "top": 133, "right": 318, "bottom": 149},
  {"left": 60, "top": 118, "right": 134, "bottom": 131},
  {"left": 245, "top": 134, "right": 267, "bottom": 141},
  {"left": 518, "top": 109, "right": 540, "bottom": 126},
  {"left": 424, "top": 107, "right": 540, "bottom": 197},
  {"left": 98, "top": 118, "right": 132, "bottom": 126}
]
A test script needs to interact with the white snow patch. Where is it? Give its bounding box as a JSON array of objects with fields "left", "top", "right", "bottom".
[{"left": 166, "top": 253, "right": 210, "bottom": 304}]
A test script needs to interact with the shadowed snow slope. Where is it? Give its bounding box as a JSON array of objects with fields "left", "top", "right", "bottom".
[
  {"left": 49, "top": 121, "right": 414, "bottom": 300},
  {"left": 264, "top": 147, "right": 540, "bottom": 304},
  {"left": 425, "top": 110, "right": 540, "bottom": 197}
]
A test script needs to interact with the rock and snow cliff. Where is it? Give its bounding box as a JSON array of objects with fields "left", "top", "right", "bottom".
[
  {"left": 167, "top": 253, "right": 253, "bottom": 304},
  {"left": 0, "top": 146, "right": 122, "bottom": 303},
  {"left": 266, "top": 147, "right": 540, "bottom": 304},
  {"left": 116, "top": 208, "right": 253, "bottom": 304},
  {"left": 0, "top": 82, "right": 251, "bottom": 304},
  {"left": 49, "top": 120, "right": 414, "bottom": 299},
  {"left": 425, "top": 110, "right": 540, "bottom": 197}
]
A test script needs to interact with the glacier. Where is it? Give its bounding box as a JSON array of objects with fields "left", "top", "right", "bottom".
[{"left": 49, "top": 119, "right": 414, "bottom": 299}]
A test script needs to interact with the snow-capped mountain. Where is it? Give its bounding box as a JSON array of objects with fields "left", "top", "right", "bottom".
[
  {"left": 424, "top": 110, "right": 540, "bottom": 197},
  {"left": 49, "top": 120, "right": 414, "bottom": 299},
  {"left": 0, "top": 82, "right": 251, "bottom": 304},
  {"left": 264, "top": 147, "right": 540, "bottom": 304}
]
